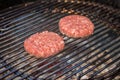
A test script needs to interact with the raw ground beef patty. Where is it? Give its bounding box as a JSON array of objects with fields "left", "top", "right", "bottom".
[
  {"left": 24, "top": 31, "right": 65, "bottom": 58},
  {"left": 59, "top": 15, "right": 94, "bottom": 38}
]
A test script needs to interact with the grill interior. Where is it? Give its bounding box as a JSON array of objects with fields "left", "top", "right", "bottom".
[{"left": 0, "top": 0, "right": 120, "bottom": 80}]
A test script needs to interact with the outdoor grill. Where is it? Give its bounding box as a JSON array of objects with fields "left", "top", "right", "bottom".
[{"left": 0, "top": 0, "right": 120, "bottom": 80}]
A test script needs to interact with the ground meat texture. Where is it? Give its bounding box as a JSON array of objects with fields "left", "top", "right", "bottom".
[
  {"left": 24, "top": 31, "right": 65, "bottom": 58},
  {"left": 59, "top": 15, "right": 94, "bottom": 38}
]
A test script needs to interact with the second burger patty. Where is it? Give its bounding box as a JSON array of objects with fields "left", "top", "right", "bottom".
[{"left": 59, "top": 15, "right": 94, "bottom": 38}]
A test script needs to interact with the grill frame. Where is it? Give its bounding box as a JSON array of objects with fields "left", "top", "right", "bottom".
[{"left": 0, "top": 0, "right": 120, "bottom": 80}]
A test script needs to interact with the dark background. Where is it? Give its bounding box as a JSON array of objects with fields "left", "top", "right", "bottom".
[
  {"left": 0, "top": 0, "right": 120, "bottom": 10},
  {"left": 0, "top": 0, "right": 37, "bottom": 10}
]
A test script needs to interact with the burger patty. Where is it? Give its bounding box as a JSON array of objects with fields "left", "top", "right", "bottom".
[
  {"left": 59, "top": 15, "right": 94, "bottom": 38},
  {"left": 24, "top": 31, "right": 65, "bottom": 58}
]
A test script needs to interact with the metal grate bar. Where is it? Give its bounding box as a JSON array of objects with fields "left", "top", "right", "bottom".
[
  {"left": 78, "top": 46, "right": 120, "bottom": 79},
  {"left": 0, "top": 2, "right": 34, "bottom": 18},
  {"left": 103, "top": 65, "right": 120, "bottom": 79},
  {"left": 94, "top": 62, "right": 120, "bottom": 80},
  {"left": 90, "top": 59, "right": 120, "bottom": 79},
  {"left": 0, "top": 0, "right": 43, "bottom": 15},
  {"left": 0, "top": 1, "right": 49, "bottom": 25},
  {"left": 83, "top": 2, "right": 120, "bottom": 31},
  {"left": 79, "top": 57, "right": 120, "bottom": 80},
  {"left": 0, "top": 2, "right": 61, "bottom": 29},
  {"left": 0, "top": 4, "right": 23, "bottom": 14},
  {"left": 75, "top": 1, "right": 120, "bottom": 26},
  {"left": 55, "top": 37, "right": 120, "bottom": 79}
]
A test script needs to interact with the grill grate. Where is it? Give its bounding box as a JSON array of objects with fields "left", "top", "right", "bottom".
[{"left": 0, "top": 0, "right": 120, "bottom": 80}]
